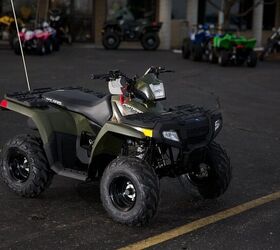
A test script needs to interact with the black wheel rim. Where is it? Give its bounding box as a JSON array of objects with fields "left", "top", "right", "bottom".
[
  {"left": 109, "top": 176, "right": 137, "bottom": 212},
  {"left": 147, "top": 37, "right": 155, "bottom": 46},
  {"left": 7, "top": 148, "right": 30, "bottom": 183},
  {"left": 187, "top": 163, "right": 213, "bottom": 186},
  {"left": 107, "top": 36, "right": 117, "bottom": 46}
]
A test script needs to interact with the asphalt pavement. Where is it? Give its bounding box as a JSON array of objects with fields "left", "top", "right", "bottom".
[{"left": 0, "top": 45, "right": 280, "bottom": 250}]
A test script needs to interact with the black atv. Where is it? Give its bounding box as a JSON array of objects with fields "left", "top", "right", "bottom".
[
  {"left": 102, "top": 7, "right": 162, "bottom": 50},
  {"left": 49, "top": 9, "right": 72, "bottom": 45}
]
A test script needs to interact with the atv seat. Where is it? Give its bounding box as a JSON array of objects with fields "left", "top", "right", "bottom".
[{"left": 43, "top": 90, "right": 112, "bottom": 126}]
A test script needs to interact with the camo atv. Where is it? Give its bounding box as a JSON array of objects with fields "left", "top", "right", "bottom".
[{"left": 0, "top": 67, "right": 231, "bottom": 226}]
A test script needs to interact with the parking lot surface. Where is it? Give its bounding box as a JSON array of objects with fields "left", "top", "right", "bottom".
[{"left": 0, "top": 46, "right": 280, "bottom": 249}]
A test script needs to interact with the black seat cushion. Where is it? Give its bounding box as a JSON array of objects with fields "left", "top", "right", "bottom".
[{"left": 43, "top": 90, "right": 112, "bottom": 126}]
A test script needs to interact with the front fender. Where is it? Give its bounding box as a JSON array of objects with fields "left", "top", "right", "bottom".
[{"left": 89, "top": 121, "right": 145, "bottom": 163}]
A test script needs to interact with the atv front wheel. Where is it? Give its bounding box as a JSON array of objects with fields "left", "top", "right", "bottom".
[
  {"left": 37, "top": 41, "right": 46, "bottom": 55},
  {"left": 0, "top": 134, "right": 54, "bottom": 198},
  {"left": 100, "top": 157, "right": 160, "bottom": 226},
  {"left": 179, "top": 142, "right": 231, "bottom": 199},
  {"left": 141, "top": 32, "right": 160, "bottom": 50},
  {"left": 102, "top": 31, "right": 121, "bottom": 50},
  {"left": 14, "top": 40, "right": 21, "bottom": 55}
]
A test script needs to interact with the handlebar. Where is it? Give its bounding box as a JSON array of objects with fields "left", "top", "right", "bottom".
[
  {"left": 91, "top": 67, "right": 174, "bottom": 82},
  {"left": 144, "top": 66, "right": 175, "bottom": 77},
  {"left": 91, "top": 67, "right": 173, "bottom": 101}
]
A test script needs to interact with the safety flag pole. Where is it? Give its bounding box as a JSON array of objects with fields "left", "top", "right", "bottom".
[{"left": 10, "top": 0, "right": 31, "bottom": 91}]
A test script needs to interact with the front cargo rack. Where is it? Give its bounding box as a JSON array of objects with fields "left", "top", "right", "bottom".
[{"left": 122, "top": 104, "right": 211, "bottom": 129}]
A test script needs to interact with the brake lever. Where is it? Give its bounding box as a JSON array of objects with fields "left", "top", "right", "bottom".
[{"left": 161, "top": 69, "right": 175, "bottom": 73}]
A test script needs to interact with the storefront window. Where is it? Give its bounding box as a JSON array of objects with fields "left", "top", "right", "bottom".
[
  {"left": 1, "top": 0, "right": 37, "bottom": 22},
  {"left": 50, "top": 0, "right": 93, "bottom": 42},
  {"left": 172, "top": 0, "right": 186, "bottom": 20},
  {"left": 107, "top": 0, "right": 157, "bottom": 22}
]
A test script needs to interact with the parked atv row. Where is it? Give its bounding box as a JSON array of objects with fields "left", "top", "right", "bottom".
[
  {"left": 4, "top": 8, "right": 72, "bottom": 56},
  {"left": 182, "top": 25, "right": 258, "bottom": 67}
]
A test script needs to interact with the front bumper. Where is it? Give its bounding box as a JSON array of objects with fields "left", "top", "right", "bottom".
[{"left": 123, "top": 105, "right": 222, "bottom": 150}]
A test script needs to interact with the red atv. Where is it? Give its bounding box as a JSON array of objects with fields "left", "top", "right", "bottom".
[{"left": 14, "top": 26, "right": 53, "bottom": 55}]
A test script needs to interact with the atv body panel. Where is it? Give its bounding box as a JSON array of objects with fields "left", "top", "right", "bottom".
[
  {"left": 1, "top": 88, "right": 149, "bottom": 180},
  {"left": 0, "top": 67, "right": 231, "bottom": 226},
  {"left": 213, "top": 34, "right": 256, "bottom": 49}
]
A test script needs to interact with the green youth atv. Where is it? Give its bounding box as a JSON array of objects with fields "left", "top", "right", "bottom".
[
  {"left": 0, "top": 67, "right": 231, "bottom": 226},
  {"left": 213, "top": 33, "right": 257, "bottom": 67}
]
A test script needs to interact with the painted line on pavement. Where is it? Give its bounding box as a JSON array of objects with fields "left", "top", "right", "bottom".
[{"left": 119, "top": 191, "right": 280, "bottom": 250}]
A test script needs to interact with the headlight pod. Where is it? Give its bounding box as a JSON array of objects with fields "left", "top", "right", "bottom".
[
  {"left": 162, "top": 130, "right": 180, "bottom": 142},
  {"left": 149, "top": 82, "right": 166, "bottom": 100}
]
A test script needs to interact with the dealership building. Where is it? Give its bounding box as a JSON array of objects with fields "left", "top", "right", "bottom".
[{"left": 1, "top": 0, "right": 280, "bottom": 49}]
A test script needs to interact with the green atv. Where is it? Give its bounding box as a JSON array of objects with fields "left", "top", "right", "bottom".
[
  {"left": 0, "top": 67, "right": 231, "bottom": 226},
  {"left": 213, "top": 33, "right": 258, "bottom": 67}
]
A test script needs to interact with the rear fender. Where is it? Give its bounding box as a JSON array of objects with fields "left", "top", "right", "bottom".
[
  {"left": 1, "top": 100, "right": 82, "bottom": 166},
  {"left": 143, "top": 22, "right": 162, "bottom": 33},
  {"left": 2, "top": 101, "right": 54, "bottom": 143}
]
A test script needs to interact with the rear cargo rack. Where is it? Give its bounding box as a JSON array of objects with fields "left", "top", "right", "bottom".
[{"left": 5, "top": 87, "right": 105, "bottom": 108}]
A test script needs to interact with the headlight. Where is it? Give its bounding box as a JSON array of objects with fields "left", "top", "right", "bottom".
[
  {"left": 215, "top": 119, "right": 222, "bottom": 131},
  {"left": 162, "top": 130, "right": 180, "bottom": 142},
  {"left": 150, "top": 82, "right": 166, "bottom": 100}
]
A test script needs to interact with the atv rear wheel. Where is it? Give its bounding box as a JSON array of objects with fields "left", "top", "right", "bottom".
[
  {"left": 52, "top": 38, "right": 60, "bottom": 51},
  {"left": 247, "top": 51, "right": 258, "bottom": 67},
  {"left": 0, "top": 135, "right": 54, "bottom": 198},
  {"left": 218, "top": 50, "right": 229, "bottom": 66},
  {"left": 141, "top": 32, "right": 160, "bottom": 50},
  {"left": 37, "top": 41, "right": 46, "bottom": 55},
  {"left": 100, "top": 157, "right": 160, "bottom": 226},
  {"left": 182, "top": 38, "right": 191, "bottom": 59},
  {"left": 179, "top": 142, "right": 231, "bottom": 199},
  {"left": 190, "top": 44, "right": 203, "bottom": 61},
  {"left": 45, "top": 39, "right": 53, "bottom": 54},
  {"left": 209, "top": 49, "right": 218, "bottom": 63},
  {"left": 102, "top": 31, "right": 121, "bottom": 50}
]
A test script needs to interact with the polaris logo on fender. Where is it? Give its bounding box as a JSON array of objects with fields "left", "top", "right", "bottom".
[{"left": 45, "top": 97, "right": 62, "bottom": 106}]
